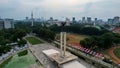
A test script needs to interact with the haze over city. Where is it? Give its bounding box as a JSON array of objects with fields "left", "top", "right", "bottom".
[
  {"left": 1, "top": 0, "right": 120, "bottom": 68},
  {"left": 0, "top": 0, "right": 120, "bottom": 20}
]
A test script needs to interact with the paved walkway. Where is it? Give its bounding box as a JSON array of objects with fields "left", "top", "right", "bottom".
[{"left": 29, "top": 43, "right": 59, "bottom": 68}]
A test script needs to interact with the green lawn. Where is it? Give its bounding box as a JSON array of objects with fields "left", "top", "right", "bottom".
[
  {"left": 3, "top": 51, "right": 38, "bottom": 68},
  {"left": 113, "top": 48, "right": 120, "bottom": 59},
  {"left": 26, "top": 37, "right": 43, "bottom": 45},
  {"left": 0, "top": 56, "right": 13, "bottom": 68}
]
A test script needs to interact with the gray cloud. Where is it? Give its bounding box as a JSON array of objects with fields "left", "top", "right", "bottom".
[{"left": 0, "top": 0, "right": 119, "bottom": 20}]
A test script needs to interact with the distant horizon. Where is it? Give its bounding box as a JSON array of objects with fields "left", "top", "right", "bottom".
[
  {"left": 0, "top": 16, "right": 119, "bottom": 21},
  {"left": 0, "top": 0, "right": 120, "bottom": 21}
]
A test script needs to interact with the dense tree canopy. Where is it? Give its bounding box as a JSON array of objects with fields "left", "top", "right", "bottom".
[
  {"left": 33, "top": 27, "right": 56, "bottom": 40},
  {"left": 80, "top": 32, "right": 120, "bottom": 51},
  {"left": 0, "top": 28, "right": 27, "bottom": 56},
  {"left": 50, "top": 25, "right": 110, "bottom": 36}
]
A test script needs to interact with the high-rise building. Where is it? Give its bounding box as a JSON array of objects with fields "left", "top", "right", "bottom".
[
  {"left": 72, "top": 17, "right": 76, "bottom": 23},
  {"left": 31, "top": 11, "right": 34, "bottom": 26},
  {"left": 113, "top": 16, "right": 119, "bottom": 24},
  {"left": 65, "top": 18, "right": 70, "bottom": 26},
  {"left": 50, "top": 17, "right": 53, "bottom": 21},
  {"left": 0, "top": 20, "right": 4, "bottom": 29},
  {"left": 82, "top": 17, "right": 86, "bottom": 23},
  {"left": 97, "top": 19, "right": 104, "bottom": 25},
  {"left": 108, "top": 18, "right": 113, "bottom": 24},
  {"left": 95, "top": 18, "right": 97, "bottom": 22},
  {"left": 87, "top": 17, "right": 92, "bottom": 23},
  {"left": 0, "top": 19, "right": 14, "bottom": 29},
  {"left": 4, "top": 19, "right": 14, "bottom": 29},
  {"left": 93, "top": 18, "right": 97, "bottom": 26},
  {"left": 25, "top": 17, "right": 29, "bottom": 20}
]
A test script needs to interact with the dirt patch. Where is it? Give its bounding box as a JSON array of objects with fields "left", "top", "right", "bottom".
[
  {"left": 67, "top": 33, "right": 87, "bottom": 45},
  {"left": 108, "top": 46, "right": 120, "bottom": 64}
]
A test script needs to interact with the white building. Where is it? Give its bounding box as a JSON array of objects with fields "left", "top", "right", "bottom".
[
  {"left": 0, "top": 19, "right": 14, "bottom": 29},
  {"left": 0, "top": 20, "right": 4, "bottom": 29}
]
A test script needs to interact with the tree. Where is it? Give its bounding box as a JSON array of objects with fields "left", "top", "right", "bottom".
[
  {"left": 9, "top": 35, "right": 17, "bottom": 42},
  {"left": 80, "top": 27, "right": 101, "bottom": 35},
  {"left": 0, "top": 30, "right": 5, "bottom": 36},
  {"left": 18, "top": 39, "right": 27, "bottom": 47},
  {"left": 15, "top": 29, "right": 26, "bottom": 39},
  {"left": 33, "top": 27, "right": 56, "bottom": 40},
  {"left": 80, "top": 32, "right": 120, "bottom": 51},
  {"left": 80, "top": 40, "right": 87, "bottom": 48}
]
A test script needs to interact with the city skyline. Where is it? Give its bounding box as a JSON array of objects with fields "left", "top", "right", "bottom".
[{"left": 0, "top": 0, "right": 120, "bottom": 20}]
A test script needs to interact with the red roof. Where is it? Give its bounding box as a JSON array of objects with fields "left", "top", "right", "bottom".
[{"left": 112, "top": 27, "right": 120, "bottom": 31}]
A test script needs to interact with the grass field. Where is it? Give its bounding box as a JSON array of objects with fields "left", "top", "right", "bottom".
[
  {"left": 0, "top": 56, "right": 13, "bottom": 68},
  {"left": 66, "top": 33, "right": 87, "bottom": 45},
  {"left": 3, "top": 51, "right": 38, "bottom": 68},
  {"left": 113, "top": 48, "right": 120, "bottom": 59},
  {"left": 56, "top": 33, "right": 87, "bottom": 45},
  {"left": 26, "top": 37, "right": 43, "bottom": 45}
]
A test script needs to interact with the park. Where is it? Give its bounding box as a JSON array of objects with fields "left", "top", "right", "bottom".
[{"left": 0, "top": 36, "right": 43, "bottom": 68}]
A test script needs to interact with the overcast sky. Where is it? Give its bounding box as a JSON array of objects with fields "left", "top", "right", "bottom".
[{"left": 0, "top": 0, "right": 120, "bottom": 20}]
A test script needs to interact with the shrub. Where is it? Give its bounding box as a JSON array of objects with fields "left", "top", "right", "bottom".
[
  {"left": 113, "top": 48, "right": 120, "bottom": 59},
  {"left": 18, "top": 50, "right": 28, "bottom": 57},
  {"left": 0, "top": 56, "right": 13, "bottom": 68}
]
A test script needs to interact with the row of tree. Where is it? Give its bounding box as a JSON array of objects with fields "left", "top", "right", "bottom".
[
  {"left": 50, "top": 25, "right": 109, "bottom": 36},
  {"left": 33, "top": 27, "right": 56, "bottom": 40},
  {"left": 80, "top": 32, "right": 120, "bottom": 52}
]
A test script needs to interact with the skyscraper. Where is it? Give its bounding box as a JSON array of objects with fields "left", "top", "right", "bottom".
[
  {"left": 108, "top": 18, "right": 113, "bottom": 24},
  {"left": 25, "top": 17, "right": 29, "bottom": 20},
  {"left": 87, "top": 17, "right": 92, "bottom": 23},
  {"left": 94, "top": 18, "right": 97, "bottom": 26},
  {"left": 95, "top": 18, "right": 97, "bottom": 22},
  {"left": 113, "top": 16, "right": 119, "bottom": 24},
  {"left": 72, "top": 17, "right": 76, "bottom": 23},
  {"left": 31, "top": 11, "right": 34, "bottom": 27},
  {"left": 0, "top": 19, "right": 14, "bottom": 29},
  {"left": 0, "top": 20, "right": 4, "bottom": 29},
  {"left": 82, "top": 17, "right": 86, "bottom": 23},
  {"left": 50, "top": 17, "right": 53, "bottom": 21}
]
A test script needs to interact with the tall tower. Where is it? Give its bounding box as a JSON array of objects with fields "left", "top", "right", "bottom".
[
  {"left": 72, "top": 17, "right": 76, "bottom": 23},
  {"left": 31, "top": 11, "right": 34, "bottom": 27},
  {"left": 60, "top": 22, "right": 67, "bottom": 58},
  {"left": 94, "top": 18, "right": 97, "bottom": 26}
]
